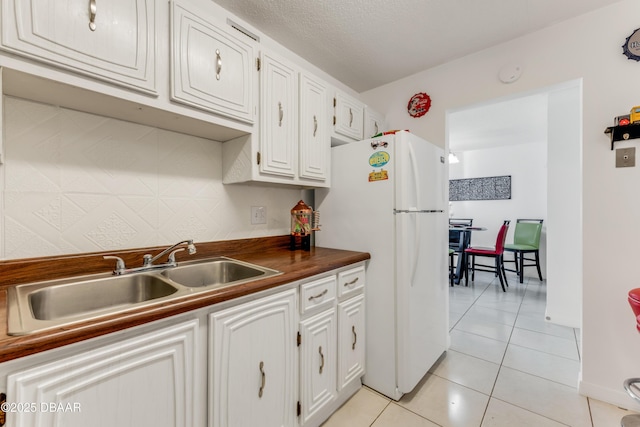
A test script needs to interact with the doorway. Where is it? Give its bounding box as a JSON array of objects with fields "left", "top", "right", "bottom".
[{"left": 446, "top": 79, "right": 582, "bottom": 330}]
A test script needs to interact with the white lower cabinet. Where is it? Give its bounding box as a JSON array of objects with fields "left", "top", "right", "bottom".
[
  {"left": 337, "top": 294, "right": 366, "bottom": 391},
  {"left": 297, "top": 264, "right": 366, "bottom": 427},
  {"left": 299, "top": 306, "right": 337, "bottom": 426},
  {"left": 0, "top": 262, "right": 366, "bottom": 427},
  {"left": 3, "top": 320, "right": 198, "bottom": 427},
  {"left": 209, "top": 288, "right": 298, "bottom": 427}
]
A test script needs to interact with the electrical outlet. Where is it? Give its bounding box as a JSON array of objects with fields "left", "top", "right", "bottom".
[{"left": 251, "top": 206, "right": 266, "bottom": 224}]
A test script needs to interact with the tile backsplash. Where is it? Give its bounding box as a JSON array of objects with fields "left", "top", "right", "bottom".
[{"left": 2, "top": 96, "right": 301, "bottom": 259}]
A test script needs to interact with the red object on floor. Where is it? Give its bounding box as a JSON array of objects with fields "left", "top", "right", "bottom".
[{"left": 627, "top": 288, "right": 640, "bottom": 331}]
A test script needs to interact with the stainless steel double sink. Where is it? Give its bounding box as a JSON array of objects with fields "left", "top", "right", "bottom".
[{"left": 7, "top": 257, "right": 281, "bottom": 336}]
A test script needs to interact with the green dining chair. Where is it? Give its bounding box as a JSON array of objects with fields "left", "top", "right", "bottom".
[{"left": 503, "top": 219, "right": 543, "bottom": 284}]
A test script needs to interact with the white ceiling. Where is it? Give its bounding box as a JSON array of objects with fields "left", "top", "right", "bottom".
[{"left": 213, "top": 0, "right": 623, "bottom": 92}]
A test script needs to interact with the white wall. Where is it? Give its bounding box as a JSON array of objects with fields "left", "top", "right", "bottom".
[
  {"left": 361, "top": 0, "right": 640, "bottom": 410},
  {"left": 546, "top": 83, "right": 583, "bottom": 329},
  {"left": 1, "top": 96, "right": 300, "bottom": 259},
  {"left": 448, "top": 142, "right": 548, "bottom": 277}
]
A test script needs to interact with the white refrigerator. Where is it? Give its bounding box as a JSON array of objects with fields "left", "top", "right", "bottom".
[{"left": 316, "top": 130, "right": 448, "bottom": 400}]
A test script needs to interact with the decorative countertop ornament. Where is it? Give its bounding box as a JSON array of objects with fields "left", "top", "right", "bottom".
[
  {"left": 407, "top": 92, "right": 431, "bottom": 118},
  {"left": 289, "top": 200, "right": 320, "bottom": 251}
]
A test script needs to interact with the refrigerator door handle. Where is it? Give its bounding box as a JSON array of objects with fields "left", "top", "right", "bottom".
[
  {"left": 410, "top": 214, "right": 420, "bottom": 287},
  {"left": 408, "top": 142, "right": 421, "bottom": 209},
  {"left": 394, "top": 209, "right": 444, "bottom": 214}
]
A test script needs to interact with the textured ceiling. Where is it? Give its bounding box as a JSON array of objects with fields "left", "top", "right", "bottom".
[{"left": 213, "top": 0, "right": 623, "bottom": 92}]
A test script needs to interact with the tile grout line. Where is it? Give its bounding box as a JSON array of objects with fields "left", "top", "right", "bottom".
[
  {"left": 483, "top": 276, "right": 587, "bottom": 426},
  {"left": 479, "top": 274, "right": 528, "bottom": 426}
]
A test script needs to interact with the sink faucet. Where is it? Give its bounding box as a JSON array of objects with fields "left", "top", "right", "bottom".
[
  {"left": 104, "top": 240, "right": 197, "bottom": 275},
  {"left": 142, "top": 240, "right": 197, "bottom": 267}
]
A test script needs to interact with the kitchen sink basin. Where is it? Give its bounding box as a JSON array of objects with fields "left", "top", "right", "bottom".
[
  {"left": 7, "top": 273, "right": 183, "bottom": 335},
  {"left": 29, "top": 274, "right": 179, "bottom": 321},
  {"left": 161, "top": 257, "right": 281, "bottom": 289},
  {"left": 6, "top": 257, "right": 281, "bottom": 336}
]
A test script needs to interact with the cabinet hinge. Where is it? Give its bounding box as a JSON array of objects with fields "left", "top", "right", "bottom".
[
  {"left": 256, "top": 57, "right": 261, "bottom": 71},
  {"left": 256, "top": 151, "right": 261, "bottom": 165},
  {"left": 297, "top": 401, "right": 301, "bottom": 417},
  {"left": 296, "top": 331, "right": 301, "bottom": 346}
]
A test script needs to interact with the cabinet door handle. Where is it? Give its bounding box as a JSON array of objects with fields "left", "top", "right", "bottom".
[
  {"left": 349, "top": 108, "right": 353, "bottom": 127},
  {"left": 89, "top": 0, "right": 97, "bottom": 31},
  {"left": 278, "top": 102, "right": 284, "bottom": 127},
  {"left": 308, "top": 288, "right": 328, "bottom": 301},
  {"left": 319, "top": 346, "right": 325, "bottom": 374},
  {"left": 258, "top": 361, "right": 266, "bottom": 398},
  {"left": 374, "top": 121, "right": 379, "bottom": 135},
  {"left": 215, "top": 49, "right": 222, "bottom": 80},
  {"left": 352, "top": 325, "right": 357, "bottom": 350},
  {"left": 313, "top": 115, "right": 318, "bottom": 137},
  {"left": 343, "top": 277, "right": 359, "bottom": 287}
]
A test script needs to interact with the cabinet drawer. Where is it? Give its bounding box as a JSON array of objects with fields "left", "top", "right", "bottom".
[
  {"left": 300, "top": 275, "right": 336, "bottom": 315},
  {"left": 337, "top": 265, "right": 365, "bottom": 299}
]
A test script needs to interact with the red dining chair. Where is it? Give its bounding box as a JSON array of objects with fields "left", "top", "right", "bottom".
[
  {"left": 465, "top": 220, "right": 510, "bottom": 292},
  {"left": 623, "top": 289, "right": 640, "bottom": 426}
]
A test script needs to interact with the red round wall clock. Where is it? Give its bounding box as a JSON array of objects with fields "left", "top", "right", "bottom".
[{"left": 407, "top": 92, "right": 431, "bottom": 118}]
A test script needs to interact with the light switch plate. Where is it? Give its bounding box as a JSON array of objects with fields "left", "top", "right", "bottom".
[
  {"left": 251, "top": 206, "right": 266, "bottom": 224},
  {"left": 616, "top": 147, "right": 636, "bottom": 168}
]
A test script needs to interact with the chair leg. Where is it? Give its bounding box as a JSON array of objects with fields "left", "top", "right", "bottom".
[
  {"left": 534, "top": 250, "right": 543, "bottom": 281},
  {"left": 463, "top": 253, "right": 469, "bottom": 286},
  {"left": 518, "top": 250, "right": 524, "bottom": 283},
  {"left": 449, "top": 252, "right": 454, "bottom": 287},
  {"left": 470, "top": 254, "right": 475, "bottom": 281},
  {"left": 500, "top": 254, "right": 509, "bottom": 288},
  {"left": 495, "top": 256, "right": 506, "bottom": 292}
]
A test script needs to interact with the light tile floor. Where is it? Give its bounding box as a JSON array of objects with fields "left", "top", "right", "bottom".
[{"left": 322, "top": 271, "right": 637, "bottom": 427}]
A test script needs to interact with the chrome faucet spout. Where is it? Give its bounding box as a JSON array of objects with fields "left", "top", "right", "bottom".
[
  {"left": 144, "top": 240, "right": 197, "bottom": 267},
  {"left": 104, "top": 240, "right": 197, "bottom": 275}
]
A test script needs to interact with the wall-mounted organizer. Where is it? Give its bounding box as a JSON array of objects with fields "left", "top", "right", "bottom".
[{"left": 604, "top": 124, "right": 640, "bottom": 150}]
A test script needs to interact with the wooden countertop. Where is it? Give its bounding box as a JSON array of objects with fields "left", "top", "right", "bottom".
[{"left": 0, "top": 236, "right": 370, "bottom": 363}]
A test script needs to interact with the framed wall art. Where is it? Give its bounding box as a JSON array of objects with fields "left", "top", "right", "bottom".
[{"left": 449, "top": 175, "right": 512, "bottom": 201}]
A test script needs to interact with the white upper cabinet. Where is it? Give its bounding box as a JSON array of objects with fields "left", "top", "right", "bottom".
[
  {"left": 222, "top": 61, "right": 332, "bottom": 188},
  {"left": 170, "top": 0, "right": 255, "bottom": 123},
  {"left": 333, "top": 90, "right": 364, "bottom": 143},
  {"left": 259, "top": 50, "right": 298, "bottom": 178},
  {"left": 364, "top": 108, "right": 386, "bottom": 139},
  {"left": 0, "top": 0, "right": 157, "bottom": 94},
  {"left": 299, "top": 72, "right": 329, "bottom": 183}
]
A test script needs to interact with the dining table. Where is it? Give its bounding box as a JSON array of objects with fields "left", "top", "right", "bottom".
[{"left": 449, "top": 225, "right": 487, "bottom": 285}]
